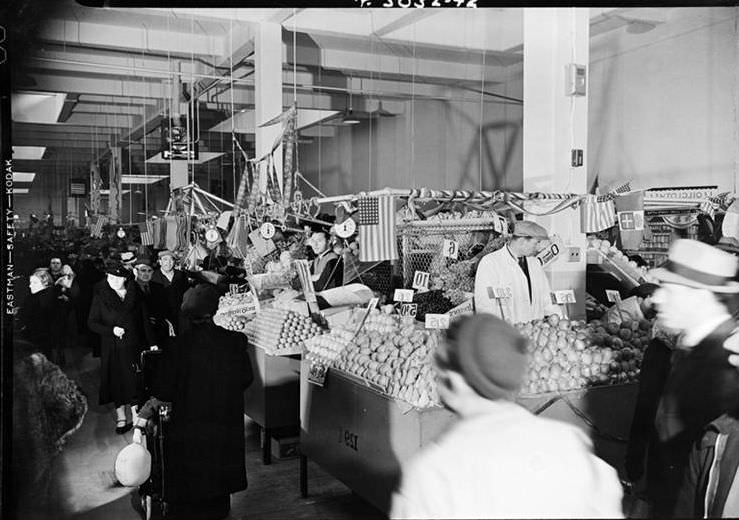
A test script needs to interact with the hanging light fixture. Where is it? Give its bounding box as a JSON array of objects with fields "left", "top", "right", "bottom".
[{"left": 342, "top": 77, "right": 361, "bottom": 125}]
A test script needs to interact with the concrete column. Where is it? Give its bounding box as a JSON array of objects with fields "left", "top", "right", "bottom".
[
  {"left": 523, "top": 8, "right": 590, "bottom": 319},
  {"left": 255, "top": 22, "right": 283, "bottom": 194}
]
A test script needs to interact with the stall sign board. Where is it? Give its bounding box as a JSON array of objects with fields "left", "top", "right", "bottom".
[
  {"left": 393, "top": 289, "right": 415, "bottom": 303},
  {"left": 335, "top": 218, "right": 357, "bottom": 239},
  {"left": 551, "top": 290, "right": 577, "bottom": 304},
  {"left": 425, "top": 314, "right": 450, "bottom": 330},
  {"left": 536, "top": 234, "right": 563, "bottom": 268},
  {"left": 307, "top": 361, "right": 328, "bottom": 387},
  {"left": 229, "top": 284, "right": 239, "bottom": 295},
  {"left": 412, "top": 271, "right": 430, "bottom": 292},
  {"left": 399, "top": 303, "right": 418, "bottom": 318},
  {"left": 446, "top": 298, "right": 474, "bottom": 320},
  {"left": 605, "top": 290, "right": 622, "bottom": 303},
  {"left": 488, "top": 286, "right": 513, "bottom": 299},
  {"left": 442, "top": 239, "right": 459, "bottom": 260}
]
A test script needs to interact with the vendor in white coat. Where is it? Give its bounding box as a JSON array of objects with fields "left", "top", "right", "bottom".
[{"left": 474, "top": 220, "right": 561, "bottom": 323}]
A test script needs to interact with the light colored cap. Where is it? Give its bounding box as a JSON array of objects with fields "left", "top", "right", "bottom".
[{"left": 512, "top": 221, "right": 549, "bottom": 240}]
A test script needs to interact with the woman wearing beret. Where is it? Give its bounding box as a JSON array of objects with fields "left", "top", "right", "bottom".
[{"left": 88, "top": 260, "right": 157, "bottom": 434}]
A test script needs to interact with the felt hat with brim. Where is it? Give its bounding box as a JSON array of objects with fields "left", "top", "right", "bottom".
[
  {"left": 120, "top": 251, "right": 137, "bottom": 265},
  {"left": 181, "top": 283, "right": 221, "bottom": 319},
  {"left": 104, "top": 260, "right": 132, "bottom": 279},
  {"left": 134, "top": 257, "right": 153, "bottom": 268},
  {"left": 650, "top": 239, "right": 739, "bottom": 293},
  {"left": 158, "top": 250, "right": 175, "bottom": 259},
  {"left": 512, "top": 220, "right": 549, "bottom": 240}
]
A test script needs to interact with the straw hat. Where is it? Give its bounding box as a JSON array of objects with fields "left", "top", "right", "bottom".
[{"left": 650, "top": 239, "right": 739, "bottom": 293}]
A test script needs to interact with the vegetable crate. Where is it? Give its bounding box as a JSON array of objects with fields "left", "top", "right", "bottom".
[{"left": 397, "top": 218, "right": 502, "bottom": 295}]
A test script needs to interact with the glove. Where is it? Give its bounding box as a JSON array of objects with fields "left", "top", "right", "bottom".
[
  {"left": 113, "top": 326, "right": 125, "bottom": 339},
  {"left": 138, "top": 397, "right": 165, "bottom": 421}
]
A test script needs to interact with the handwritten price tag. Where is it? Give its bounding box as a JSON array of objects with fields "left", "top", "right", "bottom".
[
  {"left": 393, "top": 289, "right": 415, "bottom": 303},
  {"left": 442, "top": 239, "right": 459, "bottom": 260},
  {"left": 399, "top": 303, "right": 418, "bottom": 317},
  {"left": 551, "top": 290, "right": 576, "bottom": 304},
  {"left": 412, "top": 270, "right": 430, "bottom": 291},
  {"left": 605, "top": 290, "right": 622, "bottom": 303},
  {"left": 425, "top": 313, "right": 450, "bottom": 329},
  {"left": 487, "top": 286, "right": 513, "bottom": 299},
  {"left": 446, "top": 298, "right": 474, "bottom": 319}
]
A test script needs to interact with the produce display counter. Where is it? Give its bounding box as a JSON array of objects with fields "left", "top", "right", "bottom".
[
  {"left": 244, "top": 343, "right": 301, "bottom": 464},
  {"left": 299, "top": 361, "right": 638, "bottom": 513}
]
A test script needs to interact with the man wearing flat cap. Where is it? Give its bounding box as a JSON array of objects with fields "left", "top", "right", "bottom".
[
  {"left": 390, "top": 314, "right": 623, "bottom": 519},
  {"left": 474, "top": 220, "right": 561, "bottom": 323},
  {"left": 644, "top": 239, "right": 739, "bottom": 517}
]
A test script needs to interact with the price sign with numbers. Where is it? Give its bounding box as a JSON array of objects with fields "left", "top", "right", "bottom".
[
  {"left": 399, "top": 303, "right": 418, "bottom": 317},
  {"left": 412, "top": 271, "right": 430, "bottom": 291},
  {"left": 229, "top": 284, "right": 239, "bottom": 296},
  {"left": 393, "top": 289, "right": 415, "bottom": 303},
  {"left": 307, "top": 361, "right": 328, "bottom": 387},
  {"left": 605, "top": 290, "right": 622, "bottom": 303},
  {"left": 260, "top": 222, "right": 276, "bottom": 240},
  {"left": 442, "top": 239, "right": 459, "bottom": 260},
  {"left": 425, "top": 313, "right": 450, "bottom": 329},
  {"left": 487, "top": 286, "right": 513, "bottom": 299},
  {"left": 551, "top": 290, "right": 577, "bottom": 304},
  {"left": 334, "top": 218, "right": 357, "bottom": 239}
]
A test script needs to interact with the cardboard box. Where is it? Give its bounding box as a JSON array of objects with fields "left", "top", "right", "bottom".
[{"left": 271, "top": 435, "right": 299, "bottom": 460}]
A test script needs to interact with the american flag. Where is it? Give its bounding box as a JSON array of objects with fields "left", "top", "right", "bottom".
[
  {"left": 139, "top": 221, "right": 154, "bottom": 246},
  {"left": 580, "top": 194, "right": 616, "bottom": 233},
  {"left": 357, "top": 196, "right": 398, "bottom": 262},
  {"left": 90, "top": 216, "right": 106, "bottom": 238}
]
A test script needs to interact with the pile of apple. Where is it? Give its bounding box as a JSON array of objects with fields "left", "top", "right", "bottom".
[
  {"left": 516, "top": 313, "right": 648, "bottom": 395},
  {"left": 332, "top": 310, "right": 440, "bottom": 408},
  {"left": 588, "top": 238, "right": 649, "bottom": 282}
]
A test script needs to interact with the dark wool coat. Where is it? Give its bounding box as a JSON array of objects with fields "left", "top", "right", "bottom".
[
  {"left": 157, "top": 322, "right": 253, "bottom": 504},
  {"left": 651, "top": 318, "right": 739, "bottom": 516},
  {"left": 88, "top": 281, "right": 156, "bottom": 406},
  {"left": 133, "top": 280, "right": 171, "bottom": 348},
  {"left": 19, "top": 286, "right": 62, "bottom": 358},
  {"left": 150, "top": 269, "right": 189, "bottom": 334}
]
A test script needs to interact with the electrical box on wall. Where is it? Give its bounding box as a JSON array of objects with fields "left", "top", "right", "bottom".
[{"left": 565, "top": 63, "right": 587, "bottom": 96}]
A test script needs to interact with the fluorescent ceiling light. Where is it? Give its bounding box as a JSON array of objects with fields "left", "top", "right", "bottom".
[
  {"left": 121, "top": 175, "right": 169, "bottom": 185},
  {"left": 145, "top": 152, "right": 224, "bottom": 164},
  {"left": 13, "top": 172, "right": 36, "bottom": 183},
  {"left": 14, "top": 188, "right": 30, "bottom": 194},
  {"left": 12, "top": 146, "right": 46, "bottom": 160},
  {"left": 12, "top": 92, "right": 66, "bottom": 123},
  {"left": 100, "top": 189, "right": 131, "bottom": 195}
]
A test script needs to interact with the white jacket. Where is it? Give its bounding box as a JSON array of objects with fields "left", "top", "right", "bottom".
[
  {"left": 474, "top": 246, "right": 561, "bottom": 323},
  {"left": 390, "top": 400, "right": 624, "bottom": 519}
]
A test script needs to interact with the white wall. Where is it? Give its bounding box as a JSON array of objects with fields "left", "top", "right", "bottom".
[
  {"left": 588, "top": 7, "right": 737, "bottom": 192},
  {"left": 298, "top": 89, "right": 524, "bottom": 196}
]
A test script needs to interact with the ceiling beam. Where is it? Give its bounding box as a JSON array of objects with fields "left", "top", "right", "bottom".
[{"left": 372, "top": 10, "right": 440, "bottom": 38}]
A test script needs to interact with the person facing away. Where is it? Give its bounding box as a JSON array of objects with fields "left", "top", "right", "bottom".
[
  {"left": 390, "top": 314, "right": 623, "bottom": 519},
  {"left": 645, "top": 239, "right": 739, "bottom": 517},
  {"left": 474, "top": 220, "right": 561, "bottom": 323}
]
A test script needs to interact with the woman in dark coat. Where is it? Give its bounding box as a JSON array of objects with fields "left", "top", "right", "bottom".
[
  {"left": 88, "top": 260, "right": 157, "bottom": 433},
  {"left": 19, "top": 268, "right": 62, "bottom": 361},
  {"left": 141, "top": 283, "right": 253, "bottom": 520}
]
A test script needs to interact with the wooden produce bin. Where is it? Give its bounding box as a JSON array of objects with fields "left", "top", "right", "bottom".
[
  {"left": 244, "top": 344, "right": 301, "bottom": 464},
  {"left": 299, "top": 362, "right": 455, "bottom": 512},
  {"left": 300, "top": 360, "right": 638, "bottom": 514}
]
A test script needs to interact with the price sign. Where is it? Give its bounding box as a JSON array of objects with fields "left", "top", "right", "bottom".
[
  {"left": 551, "top": 290, "right": 577, "bottom": 304},
  {"left": 229, "top": 284, "right": 239, "bottom": 295},
  {"left": 536, "top": 234, "right": 564, "bottom": 268},
  {"left": 487, "top": 286, "right": 513, "bottom": 299},
  {"left": 446, "top": 298, "right": 474, "bottom": 320},
  {"left": 425, "top": 313, "right": 450, "bottom": 330},
  {"left": 605, "top": 290, "right": 622, "bottom": 303},
  {"left": 260, "top": 222, "right": 276, "bottom": 240},
  {"left": 334, "top": 218, "right": 357, "bottom": 239},
  {"left": 399, "top": 303, "right": 418, "bottom": 317},
  {"left": 442, "top": 239, "right": 459, "bottom": 260},
  {"left": 307, "top": 361, "right": 328, "bottom": 387},
  {"left": 393, "top": 289, "right": 415, "bottom": 303},
  {"left": 412, "top": 270, "right": 430, "bottom": 291}
]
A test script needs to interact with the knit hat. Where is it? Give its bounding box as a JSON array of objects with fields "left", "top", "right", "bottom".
[
  {"left": 439, "top": 314, "right": 529, "bottom": 400},
  {"left": 180, "top": 283, "right": 221, "bottom": 319}
]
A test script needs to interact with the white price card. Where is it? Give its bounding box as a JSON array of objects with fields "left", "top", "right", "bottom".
[
  {"left": 446, "top": 298, "right": 474, "bottom": 320},
  {"left": 412, "top": 270, "right": 430, "bottom": 291},
  {"left": 487, "top": 286, "right": 513, "bottom": 299},
  {"left": 399, "top": 303, "right": 418, "bottom": 318},
  {"left": 260, "top": 222, "right": 276, "bottom": 240},
  {"left": 605, "top": 290, "right": 622, "bottom": 303},
  {"left": 393, "top": 289, "right": 415, "bottom": 303},
  {"left": 551, "top": 290, "right": 577, "bottom": 304},
  {"left": 442, "top": 239, "right": 459, "bottom": 260},
  {"left": 425, "top": 313, "right": 451, "bottom": 330},
  {"left": 334, "top": 218, "right": 357, "bottom": 239},
  {"left": 229, "top": 284, "right": 239, "bottom": 295}
]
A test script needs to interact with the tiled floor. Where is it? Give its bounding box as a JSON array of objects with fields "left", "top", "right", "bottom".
[{"left": 12, "top": 343, "right": 384, "bottom": 520}]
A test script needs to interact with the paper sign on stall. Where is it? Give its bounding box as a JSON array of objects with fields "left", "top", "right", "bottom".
[
  {"left": 412, "top": 271, "right": 430, "bottom": 292},
  {"left": 425, "top": 314, "right": 450, "bottom": 329},
  {"left": 551, "top": 290, "right": 576, "bottom": 304},
  {"left": 605, "top": 290, "right": 622, "bottom": 303},
  {"left": 399, "top": 303, "right": 418, "bottom": 318},
  {"left": 536, "top": 234, "right": 564, "bottom": 268},
  {"left": 446, "top": 298, "right": 474, "bottom": 320},
  {"left": 307, "top": 361, "right": 328, "bottom": 387},
  {"left": 488, "top": 286, "right": 513, "bottom": 299},
  {"left": 442, "top": 239, "right": 459, "bottom": 260},
  {"left": 393, "top": 289, "right": 415, "bottom": 303}
]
